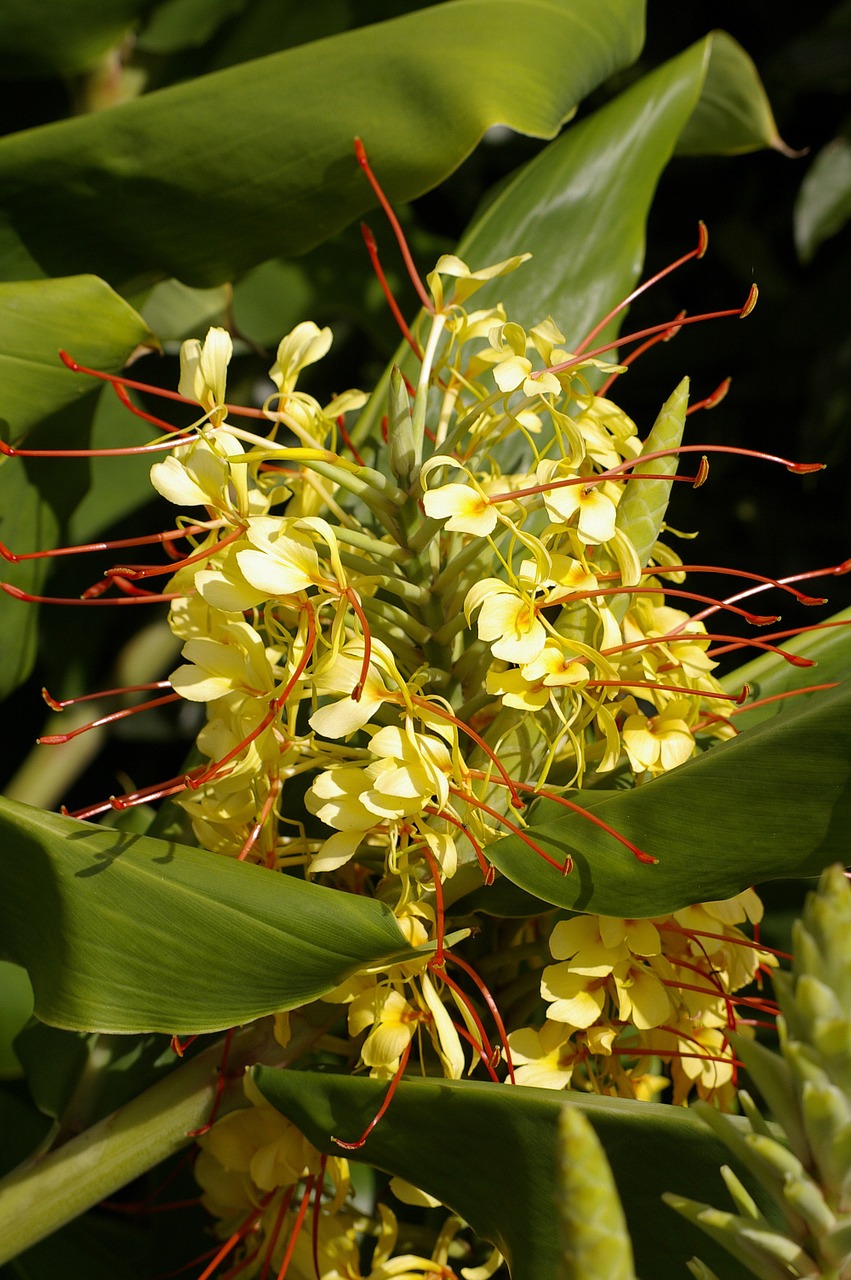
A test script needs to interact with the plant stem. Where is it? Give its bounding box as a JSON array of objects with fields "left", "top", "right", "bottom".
[{"left": 0, "top": 1018, "right": 301, "bottom": 1266}]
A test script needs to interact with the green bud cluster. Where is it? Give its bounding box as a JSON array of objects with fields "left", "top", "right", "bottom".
[{"left": 664, "top": 865, "right": 851, "bottom": 1280}]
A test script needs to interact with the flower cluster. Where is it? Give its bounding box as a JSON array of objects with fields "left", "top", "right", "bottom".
[
  {"left": 508, "top": 888, "right": 777, "bottom": 1107},
  {"left": 3, "top": 149, "right": 820, "bottom": 1280}
]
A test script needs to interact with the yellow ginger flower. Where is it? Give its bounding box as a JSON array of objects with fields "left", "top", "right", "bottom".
[
  {"left": 178, "top": 325, "right": 233, "bottom": 426},
  {"left": 621, "top": 699, "right": 696, "bottom": 775}
]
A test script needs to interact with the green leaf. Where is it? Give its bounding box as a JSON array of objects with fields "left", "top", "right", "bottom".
[
  {"left": 794, "top": 135, "right": 851, "bottom": 263},
  {"left": 0, "top": 795, "right": 415, "bottom": 1033},
  {"left": 0, "top": 276, "right": 155, "bottom": 438},
  {"left": 0, "top": 0, "right": 151, "bottom": 78},
  {"left": 557, "top": 1106, "right": 637, "bottom": 1280},
  {"left": 485, "top": 681, "right": 851, "bottom": 916},
  {"left": 0, "top": 0, "right": 646, "bottom": 289},
  {"left": 674, "top": 31, "right": 790, "bottom": 156},
  {"left": 254, "top": 1071, "right": 757, "bottom": 1280}
]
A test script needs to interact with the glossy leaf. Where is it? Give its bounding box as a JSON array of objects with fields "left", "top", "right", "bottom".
[
  {"left": 794, "top": 134, "right": 851, "bottom": 263},
  {"left": 0, "top": 0, "right": 646, "bottom": 289},
  {"left": 255, "top": 1071, "right": 756, "bottom": 1280},
  {"left": 674, "top": 31, "right": 789, "bottom": 156},
  {"left": 0, "top": 795, "right": 415, "bottom": 1033},
  {"left": 485, "top": 681, "right": 851, "bottom": 917},
  {"left": 0, "top": 276, "right": 155, "bottom": 438}
]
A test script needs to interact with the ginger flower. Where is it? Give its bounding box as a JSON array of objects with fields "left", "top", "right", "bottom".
[
  {"left": 622, "top": 699, "right": 695, "bottom": 775},
  {"left": 537, "top": 459, "right": 618, "bottom": 544},
  {"left": 465, "top": 578, "right": 546, "bottom": 664},
  {"left": 507, "top": 1021, "right": 582, "bottom": 1090},
  {"left": 422, "top": 481, "right": 498, "bottom": 537},
  {"left": 178, "top": 325, "right": 233, "bottom": 426}
]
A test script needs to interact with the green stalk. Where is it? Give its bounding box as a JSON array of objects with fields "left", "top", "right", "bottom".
[{"left": 0, "top": 1019, "right": 307, "bottom": 1266}]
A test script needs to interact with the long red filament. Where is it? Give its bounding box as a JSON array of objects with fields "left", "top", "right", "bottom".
[
  {"left": 421, "top": 845, "right": 445, "bottom": 965},
  {"left": 187, "top": 1027, "right": 236, "bottom": 1138},
  {"left": 543, "top": 288, "right": 759, "bottom": 379},
  {"left": 1, "top": 582, "right": 185, "bottom": 605},
  {"left": 37, "top": 691, "right": 181, "bottom": 744},
  {"left": 258, "top": 1187, "right": 294, "bottom": 1280},
  {"left": 596, "top": 316, "right": 685, "bottom": 396},
  {"left": 447, "top": 952, "right": 516, "bottom": 1083},
  {"left": 360, "top": 223, "right": 422, "bottom": 358},
  {"left": 109, "top": 524, "right": 245, "bottom": 581},
  {"left": 0, "top": 524, "right": 212, "bottom": 563},
  {"left": 448, "top": 785, "right": 572, "bottom": 875},
  {"left": 467, "top": 770, "right": 656, "bottom": 866},
  {"left": 412, "top": 697, "right": 522, "bottom": 809},
  {"left": 332, "top": 1041, "right": 412, "bottom": 1149},
  {"left": 353, "top": 139, "right": 434, "bottom": 314},
  {"left": 575, "top": 223, "right": 708, "bottom": 357},
  {"left": 274, "top": 1180, "right": 314, "bottom": 1280},
  {"left": 42, "top": 680, "right": 171, "bottom": 711}
]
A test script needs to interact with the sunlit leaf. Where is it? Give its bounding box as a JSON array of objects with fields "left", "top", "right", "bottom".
[
  {"left": 486, "top": 682, "right": 851, "bottom": 916},
  {"left": 0, "top": 0, "right": 645, "bottom": 289},
  {"left": 255, "top": 1071, "right": 758, "bottom": 1280},
  {"left": 0, "top": 796, "right": 415, "bottom": 1033}
]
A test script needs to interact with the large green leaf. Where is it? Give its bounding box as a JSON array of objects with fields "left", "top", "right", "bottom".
[
  {"left": 485, "top": 680, "right": 851, "bottom": 917},
  {"left": 0, "top": 795, "right": 415, "bottom": 1033},
  {"left": 0, "top": 0, "right": 645, "bottom": 289},
  {"left": 0, "top": 276, "right": 155, "bottom": 437},
  {"left": 255, "top": 1071, "right": 758, "bottom": 1280}
]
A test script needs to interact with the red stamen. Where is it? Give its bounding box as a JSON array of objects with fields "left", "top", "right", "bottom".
[
  {"left": 186, "top": 1027, "right": 237, "bottom": 1138},
  {"left": 545, "top": 583, "right": 777, "bottom": 627},
  {"left": 344, "top": 589, "right": 372, "bottom": 701},
  {"left": 42, "top": 680, "right": 171, "bottom": 711},
  {"left": 311, "top": 1159, "right": 326, "bottom": 1280},
  {"left": 435, "top": 969, "right": 495, "bottom": 1064},
  {"left": 597, "top": 315, "right": 685, "bottom": 396},
  {"left": 109, "top": 524, "right": 245, "bottom": 581},
  {"left": 335, "top": 412, "right": 366, "bottom": 467},
  {"left": 421, "top": 845, "right": 445, "bottom": 966},
  {"left": 171, "top": 1034, "right": 199, "bottom": 1057},
  {"left": 1, "top": 582, "right": 184, "bottom": 605},
  {"left": 575, "top": 223, "right": 708, "bottom": 357},
  {"left": 0, "top": 525, "right": 211, "bottom": 563},
  {"left": 448, "top": 785, "right": 572, "bottom": 875},
  {"left": 468, "top": 770, "right": 656, "bottom": 865},
  {"left": 58, "top": 348, "right": 275, "bottom": 423},
  {"left": 332, "top": 1041, "right": 412, "bottom": 1148},
  {"left": 273, "top": 1179, "right": 314, "bottom": 1280},
  {"left": 360, "top": 223, "right": 422, "bottom": 358},
  {"left": 686, "top": 378, "right": 731, "bottom": 416},
  {"left": 452, "top": 1021, "right": 501, "bottom": 1082},
  {"left": 605, "top": 563, "right": 826, "bottom": 607},
  {"left": 238, "top": 777, "right": 281, "bottom": 862},
  {"left": 658, "top": 921, "right": 793, "bottom": 963},
  {"left": 259, "top": 1187, "right": 294, "bottom": 1280},
  {"left": 446, "top": 953, "right": 516, "bottom": 1083},
  {"left": 412, "top": 697, "right": 522, "bottom": 809},
  {"left": 195, "top": 1197, "right": 272, "bottom": 1280},
  {"left": 423, "top": 806, "right": 493, "bottom": 883},
  {"left": 545, "top": 287, "right": 758, "bottom": 378},
  {"left": 605, "top": 627, "right": 813, "bottom": 667},
  {"left": 37, "top": 692, "right": 181, "bottom": 743},
  {"left": 353, "top": 139, "right": 434, "bottom": 314},
  {"left": 189, "top": 606, "right": 316, "bottom": 790},
  {"left": 706, "top": 618, "right": 851, "bottom": 660},
  {"left": 586, "top": 677, "right": 750, "bottom": 703}
]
